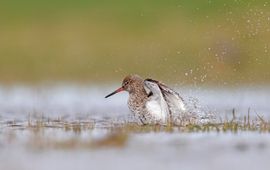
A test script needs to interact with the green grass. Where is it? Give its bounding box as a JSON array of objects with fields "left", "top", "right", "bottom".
[
  {"left": 0, "top": 1, "right": 269, "bottom": 84},
  {"left": 3, "top": 112, "right": 270, "bottom": 133},
  {"left": 1, "top": 111, "right": 270, "bottom": 150}
]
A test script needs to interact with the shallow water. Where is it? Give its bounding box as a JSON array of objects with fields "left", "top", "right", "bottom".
[
  {"left": 0, "top": 85, "right": 270, "bottom": 170},
  {"left": 0, "top": 85, "right": 269, "bottom": 120},
  {"left": 0, "top": 129, "right": 270, "bottom": 170}
]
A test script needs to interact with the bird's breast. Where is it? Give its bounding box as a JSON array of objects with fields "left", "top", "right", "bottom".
[{"left": 127, "top": 96, "right": 144, "bottom": 114}]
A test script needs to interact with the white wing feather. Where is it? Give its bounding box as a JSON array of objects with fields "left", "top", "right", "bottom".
[
  {"left": 145, "top": 79, "right": 186, "bottom": 118},
  {"left": 143, "top": 80, "right": 169, "bottom": 123}
]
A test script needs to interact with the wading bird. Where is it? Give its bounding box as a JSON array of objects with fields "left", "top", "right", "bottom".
[{"left": 105, "top": 75, "right": 186, "bottom": 125}]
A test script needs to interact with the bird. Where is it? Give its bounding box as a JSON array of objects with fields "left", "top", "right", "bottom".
[{"left": 105, "top": 74, "right": 187, "bottom": 125}]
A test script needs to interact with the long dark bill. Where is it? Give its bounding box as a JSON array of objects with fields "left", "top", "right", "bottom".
[{"left": 105, "top": 87, "right": 124, "bottom": 98}]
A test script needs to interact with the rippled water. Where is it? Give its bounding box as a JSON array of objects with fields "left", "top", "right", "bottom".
[{"left": 0, "top": 85, "right": 270, "bottom": 170}]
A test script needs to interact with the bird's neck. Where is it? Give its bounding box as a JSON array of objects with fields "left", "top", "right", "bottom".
[{"left": 129, "top": 85, "right": 147, "bottom": 101}]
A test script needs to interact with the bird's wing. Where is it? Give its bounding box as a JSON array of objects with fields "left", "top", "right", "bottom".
[
  {"left": 145, "top": 79, "right": 186, "bottom": 117},
  {"left": 143, "top": 80, "right": 170, "bottom": 122}
]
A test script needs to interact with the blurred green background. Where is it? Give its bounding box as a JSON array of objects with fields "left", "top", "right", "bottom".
[{"left": 0, "top": 0, "right": 269, "bottom": 85}]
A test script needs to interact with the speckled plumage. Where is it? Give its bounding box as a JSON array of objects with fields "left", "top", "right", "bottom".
[
  {"left": 105, "top": 74, "right": 187, "bottom": 125},
  {"left": 123, "top": 75, "right": 154, "bottom": 124}
]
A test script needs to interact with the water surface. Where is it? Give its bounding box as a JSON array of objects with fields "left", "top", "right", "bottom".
[{"left": 0, "top": 85, "right": 269, "bottom": 170}]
